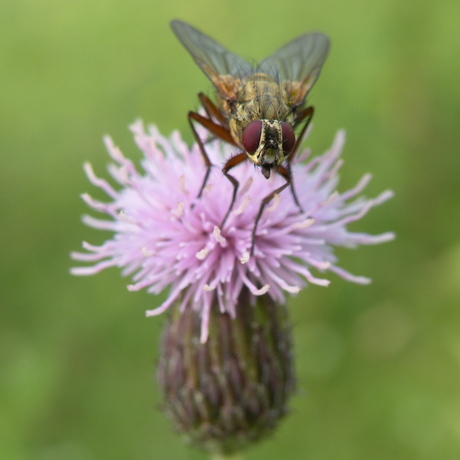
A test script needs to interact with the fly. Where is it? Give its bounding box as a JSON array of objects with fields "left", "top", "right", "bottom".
[{"left": 171, "top": 20, "right": 330, "bottom": 254}]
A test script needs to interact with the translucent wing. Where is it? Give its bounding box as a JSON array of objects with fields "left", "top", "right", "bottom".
[
  {"left": 171, "top": 20, "right": 254, "bottom": 100},
  {"left": 258, "top": 33, "right": 330, "bottom": 106}
]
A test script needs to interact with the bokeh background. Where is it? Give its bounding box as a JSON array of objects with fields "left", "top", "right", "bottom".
[{"left": 2, "top": 0, "right": 459, "bottom": 459}]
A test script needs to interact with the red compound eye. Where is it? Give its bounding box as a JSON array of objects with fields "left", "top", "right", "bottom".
[
  {"left": 281, "top": 122, "right": 296, "bottom": 154},
  {"left": 242, "top": 120, "right": 263, "bottom": 154}
]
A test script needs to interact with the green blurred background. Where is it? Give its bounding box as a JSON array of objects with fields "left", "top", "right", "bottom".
[{"left": 1, "top": 0, "right": 459, "bottom": 458}]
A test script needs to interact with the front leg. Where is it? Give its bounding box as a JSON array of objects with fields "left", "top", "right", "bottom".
[
  {"left": 220, "top": 152, "right": 247, "bottom": 228},
  {"left": 250, "top": 165, "right": 292, "bottom": 256}
]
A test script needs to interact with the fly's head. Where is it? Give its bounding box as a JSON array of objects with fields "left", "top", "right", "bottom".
[{"left": 242, "top": 119, "right": 296, "bottom": 179}]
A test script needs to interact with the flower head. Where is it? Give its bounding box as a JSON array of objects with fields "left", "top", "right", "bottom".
[{"left": 71, "top": 120, "right": 394, "bottom": 342}]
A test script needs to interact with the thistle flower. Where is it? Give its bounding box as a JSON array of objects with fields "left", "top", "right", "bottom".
[
  {"left": 71, "top": 120, "right": 394, "bottom": 455},
  {"left": 71, "top": 120, "right": 393, "bottom": 343}
]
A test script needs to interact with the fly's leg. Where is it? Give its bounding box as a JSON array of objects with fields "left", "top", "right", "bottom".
[
  {"left": 287, "top": 106, "right": 314, "bottom": 212},
  {"left": 188, "top": 110, "right": 235, "bottom": 199},
  {"left": 250, "top": 165, "right": 292, "bottom": 256},
  {"left": 291, "top": 106, "right": 314, "bottom": 160},
  {"left": 190, "top": 110, "right": 247, "bottom": 231},
  {"left": 198, "top": 93, "right": 227, "bottom": 125},
  {"left": 220, "top": 152, "right": 247, "bottom": 228}
]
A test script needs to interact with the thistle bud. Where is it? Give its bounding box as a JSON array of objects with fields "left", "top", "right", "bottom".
[{"left": 157, "top": 288, "right": 295, "bottom": 455}]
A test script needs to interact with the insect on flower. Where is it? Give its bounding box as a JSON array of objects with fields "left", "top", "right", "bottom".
[{"left": 171, "top": 20, "right": 330, "bottom": 254}]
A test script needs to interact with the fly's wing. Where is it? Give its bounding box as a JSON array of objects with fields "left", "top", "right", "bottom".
[
  {"left": 171, "top": 20, "right": 254, "bottom": 100},
  {"left": 258, "top": 33, "right": 330, "bottom": 107}
]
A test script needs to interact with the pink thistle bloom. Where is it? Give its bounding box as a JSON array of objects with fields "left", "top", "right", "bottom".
[{"left": 71, "top": 120, "right": 394, "bottom": 342}]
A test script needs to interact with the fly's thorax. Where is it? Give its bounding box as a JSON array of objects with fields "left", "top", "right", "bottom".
[
  {"left": 228, "top": 75, "right": 292, "bottom": 145},
  {"left": 240, "top": 75, "right": 290, "bottom": 120}
]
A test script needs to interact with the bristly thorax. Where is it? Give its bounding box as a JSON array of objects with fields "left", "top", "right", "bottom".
[{"left": 225, "top": 73, "right": 295, "bottom": 150}]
